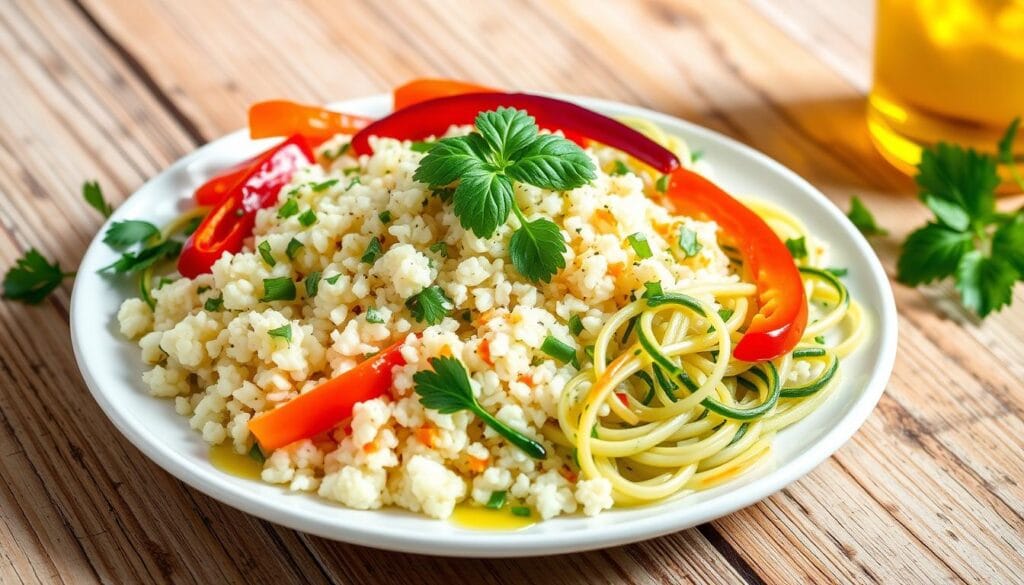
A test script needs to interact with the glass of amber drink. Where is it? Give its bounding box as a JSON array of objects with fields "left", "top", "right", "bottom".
[{"left": 869, "top": 0, "right": 1024, "bottom": 181}]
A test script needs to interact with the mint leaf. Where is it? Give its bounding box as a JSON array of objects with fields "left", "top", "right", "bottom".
[
  {"left": 509, "top": 217, "right": 566, "bottom": 283},
  {"left": 453, "top": 170, "right": 513, "bottom": 238},
  {"left": 916, "top": 142, "right": 998, "bottom": 224},
  {"left": 846, "top": 196, "right": 888, "bottom": 236},
  {"left": 955, "top": 251, "right": 1017, "bottom": 317},
  {"left": 405, "top": 285, "right": 453, "bottom": 325},
  {"left": 413, "top": 135, "right": 489, "bottom": 186},
  {"left": 83, "top": 181, "right": 113, "bottom": 218},
  {"left": 896, "top": 223, "right": 973, "bottom": 285},
  {"left": 2, "top": 249, "right": 71, "bottom": 304},
  {"left": 475, "top": 108, "right": 537, "bottom": 163},
  {"left": 103, "top": 220, "right": 160, "bottom": 249},
  {"left": 506, "top": 134, "right": 595, "bottom": 190}
]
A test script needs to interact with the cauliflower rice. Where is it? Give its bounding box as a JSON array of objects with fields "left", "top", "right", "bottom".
[{"left": 117, "top": 129, "right": 735, "bottom": 520}]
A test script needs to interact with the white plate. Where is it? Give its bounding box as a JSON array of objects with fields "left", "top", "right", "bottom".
[{"left": 71, "top": 93, "right": 897, "bottom": 557}]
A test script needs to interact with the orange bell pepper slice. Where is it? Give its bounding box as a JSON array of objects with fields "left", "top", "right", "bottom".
[
  {"left": 248, "top": 340, "right": 407, "bottom": 450},
  {"left": 248, "top": 100, "right": 373, "bottom": 143},
  {"left": 393, "top": 78, "right": 495, "bottom": 110}
]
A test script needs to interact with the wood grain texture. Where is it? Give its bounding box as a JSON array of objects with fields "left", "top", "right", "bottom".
[{"left": 1, "top": 0, "right": 1022, "bottom": 583}]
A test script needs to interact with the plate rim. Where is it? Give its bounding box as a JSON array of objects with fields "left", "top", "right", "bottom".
[{"left": 70, "top": 92, "right": 898, "bottom": 557}]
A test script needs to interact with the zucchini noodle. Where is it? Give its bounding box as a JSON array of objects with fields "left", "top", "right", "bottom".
[{"left": 543, "top": 123, "right": 867, "bottom": 506}]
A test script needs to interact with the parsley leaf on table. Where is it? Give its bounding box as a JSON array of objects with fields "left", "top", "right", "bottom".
[
  {"left": 83, "top": 181, "right": 113, "bottom": 218},
  {"left": 2, "top": 249, "right": 74, "bottom": 304},
  {"left": 413, "top": 107, "right": 595, "bottom": 282},
  {"left": 894, "top": 118, "right": 1024, "bottom": 318},
  {"left": 412, "top": 356, "right": 546, "bottom": 459},
  {"left": 102, "top": 220, "right": 160, "bottom": 249},
  {"left": 846, "top": 196, "right": 887, "bottom": 236}
]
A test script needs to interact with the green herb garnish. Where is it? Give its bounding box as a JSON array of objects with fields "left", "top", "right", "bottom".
[
  {"left": 257, "top": 240, "right": 276, "bottom": 266},
  {"left": 83, "top": 181, "right": 113, "bottom": 218},
  {"left": 412, "top": 356, "right": 547, "bottom": 459},
  {"left": 568, "top": 314, "right": 584, "bottom": 336},
  {"left": 361, "top": 237, "right": 383, "bottom": 264},
  {"left": 378, "top": 210, "right": 392, "bottom": 224},
  {"left": 2, "top": 249, "right": 74, "bottom": 304},
  {"left": 268, "top": 324, "right": 292, "bottom": 342},
  {"left": 103, "top": 220, "right": 160, "bottom": 249},
  {"left": 642, "top": 281, "right": 663, "bottom": 299},
  {"left": 312, "top": 179, "right": 339, "bottom": 192},
  {"left": 285, "top": 238, "right": 304, "bottom": 260},
  {"left": 325, "top": 274, "right": 342, "bottom": 285},
  {"left": 102, "top": 240, "right": 182, "bottom": 274},
  {"left": 826, "top": 267, "right": 848, "bottom": 277},
  {"left": 305, "top": 271, "right": 321, "bottom": 298},
  {"left": 510, "top": 506, "right": 532, "bottom": 517},
  {"left": 611, "top": 160, "right": 630, "bottom": 176},
  {"left": 405, "top": 285, "right": 452, "bottom": 325},
  {"left": 429, "top": 242, "right": 448, "bottom": 257},
  {"left": 846, "top": 196, "right": 888, "bottom": 236},
  {"left": 413, "top": 108, "right": 594, "bottom": 283},
  {"left": 277, "top": 199, "right": 299, "bottom": 219},
  {"left": 486, "top": 490, "right": 507, "bottom": 509},
  {"left": 410, "top": 140, "right": 435, "bottom": 153},
  {"left": 627, "top": 232, "right": 653, "bottom": 259},
  {"left": 260, "top": 277, "right": 296, "bottom": 302},
  {"left": 678, "top": 226, "right": 701, "bottom": 258},
  {"left": 540, "top": 335, "right": 578, "bottom": 367},
  {"left": 248, "top": 443, "right": 266, "bottom": 464},
  {"left": 655, "top": 174, "right": 669, "bottom": 193},
  {"left": 298, "top": 209, "right": 317, "bottom": 227},
  {"left": 204, "top": 296, "right": 224, "bottom": 311},
  {"left": 365, "top": 307, "right": 385, "bottom": 324}
]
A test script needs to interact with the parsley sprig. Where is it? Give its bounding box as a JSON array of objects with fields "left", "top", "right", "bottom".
[
  {"left": 895, "top": 117, "right": 1024, "bottom": 317},
  {"left": 412, "top": 356, "right": 547, "bottom": 459},
  {"left": 413, "top": 108, "right": 596, "bottom": 282},
  {"left": 2, "top": 249, "right": 74, "bottom": 304}
]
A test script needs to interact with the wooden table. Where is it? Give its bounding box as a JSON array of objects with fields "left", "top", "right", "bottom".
[{"left": 2, "top": 1, "right": 1022, "bottom": 583}]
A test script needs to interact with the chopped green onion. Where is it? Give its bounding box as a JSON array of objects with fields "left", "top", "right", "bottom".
[
  {"left": 691, "top": 150, "right": 704, "bottom": 163},
  {"left": 347, "top": 177, "right": 361, "bottom": 190},
  {"left": 365, "top": 307, "right": 385, "bottom": 324},
  {"left": 204, "top": 296, "right": 224, "bottom": 311},
  {"left": 611, "top": 160, "right": 630, "bottom": 176},
  {"left": 361, "top": 237, "right": 383, "bottom": 264},
  {"left": 343, "top": 166, "right": 361, "bottom": 176},
  {"left": 248, "top": 443, "right": 266, "bottom": 464},
  {"left": 510, "top": 506, "right": 531, "bottom": 518},
  {"left": 814, "top": 335, "right": 826, "bottom": 344},
  {"left": 541, "top": 335, "right": 577, "bottom": 366},
  {"left": 298, "top": 209, "right": 317, "bottom": 227},
  {"left": 277, "top": 199, "right": 299, "bottom": 219},
  {"left": 655, "top": 174, "right": 669, "bottom": 193},
  {"left": 257, "top": 240, "right": 275, "bottom": 267},
  {"left": 285, "top": 238, "right": 304, "bottom": 260},
  {"left": 568, "top": 314, "right": 584, "bottom": 336},
  {"left": 305, "top": 271, "right": 321, "bottom": 298},
  {"left": 260, "top": 277, "right": 296, "bottom": 302},
  {"left": 378, "top": 210, "right": 392, "bottom": 224},
  {"left": 627, "top": 232, "right": 653, "bottom": 259},
  {"left": 642, "top": 281, "right": 663, "bottom": 298},
  {"left": 485, "top": 490, "right": 507, "bottom": 510},
  {"left": 785, "top": 236, "right": 808, "bottom": 260},
  {"left": 584, "top": 345, "right": 595, "bottom": 360},
  {"left": 312, "top": 179, "right": 338, "bottom": 192},
  {"left": 268, "top": 324, "right": 292, "bottom": 343},
  {"left": 678, "top": 227, "right": 701, "bottom": 257}
]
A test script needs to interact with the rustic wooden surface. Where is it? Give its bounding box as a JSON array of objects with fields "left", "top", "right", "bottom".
[{"left": 1, "top": 1, "right": 1022, "bottom": 583}]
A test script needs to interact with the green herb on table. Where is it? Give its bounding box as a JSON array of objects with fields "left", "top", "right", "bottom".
[
  {"left": 896, "top": 117, "right": 1024, "bottom": 317},
  {"left": 83, "top": 180, "right": 113, "bottom": 218},
  {"left": 846, "top": 196, "right": 888, "bottom": 236},
  {"left": 103, "top": 220, "right": 160, "bottom": 249},
  {"left": 2, "top": 249, "right": 75, "bottom": 304},
  {"left": 412, "top": 356, "right": 547, "bottom": 459},
  {"left": 413, "top": 107, "right": 595, "bottom": 282},
  {"left": 405, "top": 285, "right": 452, "bottom": 325}
]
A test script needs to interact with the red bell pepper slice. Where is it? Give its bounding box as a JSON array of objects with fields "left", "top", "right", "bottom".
[
  {"left": 248, "top": 340, "right": 407, "bottom": 450},
  {"left": 193, "top": 156, "right": 256, "bottom": 206},
  {"left": 248, "top": 100, "right": 373, "bottom": 144},
  {"left": 351, "top": 93, "right": 669, "bottom": 168},
  {"left": 666, "top": 168, "right": 808, "bottom": 361},
  {"left": 178, "top": 135, "right": 313, "bottom": 278}
]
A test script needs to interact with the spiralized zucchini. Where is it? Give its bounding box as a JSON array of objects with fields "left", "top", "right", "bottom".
[{"left": 542, "top": 122, "right": 866, "bottom": 506}]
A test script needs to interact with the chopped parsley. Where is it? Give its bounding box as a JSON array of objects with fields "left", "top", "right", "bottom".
[
  {"left": 204, "top": 296, "right": 224, "bottom": 311},
  {"left": 298, "top": 209, "right": 317, "bottom": 227},
  {"left": 312, "top": 178, "right": 339, "bottom": 192},
  {"left": 268, "top": 324, "right": 292, "bottom": 342},
  {"left": 102, "top": 239, "right": 182, "bottom": 274},
  {"left": 826, "top": 267, "right": 848, "bottom": 277},
  {"left": 785, "top": 236, "right": 807, "bottom": 260},
  {"left": 248, "top": 443, "right": 266, "bottom": 464},
  {"left": 83, "top": 181, "right": 113, "bottom": 218},
  {"left": 361, "top": 236, "right": 384, "bottom": 264},
  {"left": 304, "top": 271, "right": 321, "bottom": 298},
  {"left": 642, "top": 281, "right": 663, "bottom": 298},
  {"left": 378, "top": 210, "right": 392, "bottom": 224},
  {"left": 627, "top": 232, "right": 653, "bottom": 259},
  {"left": 678, "top": 226, "right": 701, "bottom": 257},
  {"left": 325, "top": 274, "right": 342, "bottom": 285},
  {"left": 655, "top": 174, "right": 669, "bottom": 193},
  {"left": 277, "top": 198, "right": 299, "bottom": 219},
  {"left": 568, "top": 314, "right": 584, "bottom": 336},
  {"left": 103, "top": 220, "right": 159, "bottom": 249},
  {"left": 365, "top": 307, "right": 385, "bottom": 324},
  {"left": 405, "top": 285, "right": 452, "bottom": 325},
  {"left": 2, "top": 249, "right": 74, "bottom": 304},
  {"left": 429, "top": 242, "right": 448, "bottom": 257},
  {"left": 611, "top": 160, "right": 631, "bottom": 176}
]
